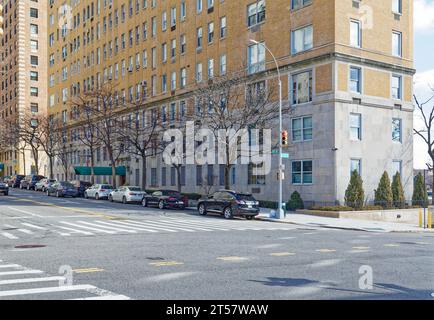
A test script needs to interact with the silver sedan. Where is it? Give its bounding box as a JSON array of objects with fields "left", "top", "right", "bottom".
[{"left": 109, "top": 186, "right": 147, "bottom": 204}]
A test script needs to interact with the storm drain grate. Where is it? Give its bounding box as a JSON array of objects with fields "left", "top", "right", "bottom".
[{"left": 14, "top": 245, "right": 46, "bottom": 249}]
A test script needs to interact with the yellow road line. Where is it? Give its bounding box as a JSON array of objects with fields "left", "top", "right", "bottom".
[
  {"left": 269, "top": 252, "right": 296, "bottom": 257},
  {"left": 73, "top": 268, "right": 105, "bottom": 273},
  {"left": 149, "top": 261, "right": 184, "bottom": 267},
  {"left": 216, "top": 256, "right": 248, "bottom": 262},
  {"left": 316, "top": 249, "right": 336, "bottom": 253}
]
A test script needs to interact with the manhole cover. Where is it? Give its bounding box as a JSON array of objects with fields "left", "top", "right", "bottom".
[
  {"left": 146, "top": 257, "right": 165, "bottom": 261},
  {"left": 14, "top": 245, "right": 46, "bottom": 249}
]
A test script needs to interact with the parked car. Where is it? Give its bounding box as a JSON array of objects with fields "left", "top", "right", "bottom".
[
  {"left": 197, "top": 190, "right": 260, "bottom": 220},
  {"left": 0, "top": 181, "right": 9, "bottom": 195},
  {"left": 142, "top": 190, "right": 186, "bottom": 210},
  {"left": 46, "top": 181, "right": 78, "bottom": 198},
  {"left": 84, "top": 184, "right": 114, "bottom": 200},
  {"left": 109, "top": 186, "right": 146, "bottom": 204},
  {"left": 10, "top": 175, "right": 25, "bottom": 188},
  {"left": 70, "top": 180, "right": 92, "bottom": 197},
  {"left": 20, "top": 175, "right": 45, "bottom": 190},
  {"left": 35, "top": 178, "right": 57, "bottom": 192}
]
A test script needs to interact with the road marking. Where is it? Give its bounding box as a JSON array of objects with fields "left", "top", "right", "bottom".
[
  {"left": 161, "top": 218, "right": 230, "bottom": 231},
  {"left": 217, "top": 256, "right": 248, "bottom": 262},
  {"left": 135, "top": 219, "right": 204, "bottom": 232},
  {"left": 1, "top": 232, "right": 18, "bottom": 239},
  {"left": 270, "top": 252, "right": 296, "bottom": 257},
  {"left": 59, "top": 221, "right": 116, "bottom": 234},
  {"left": 149, "top": 261, "right": 184, "bottom": 267},
  {"left": 0, "top": 284, "right": 98, "bottom": 297},
  {"left": 316, "top": 249, "right": 337, "bottom": 253},
  {"left": 73, "top": 268, "right": 105, "bottom": 273},
  {"left": 0, "top": 270, "right": 44, "bottom": 276},
  {"left": 415, "top": 242, "right": 430, "bottom": 245},
  {"left": 70, "top": 295, "right": 131, "bottom": 300},
  {"left": 384, "top": 244, "right": 400, "bottom": 247},
  {"left": 93, "top": 220, "right": 158, "bottom": 233},
  {"left": 0, "top": 276, "right": 65, "bottom": 285},
  {"left": 257, "top": 244, "right": 282, "bottom": 249},
  {"left": 21, "top": 223, "right": 47, "bottom": 230},
  {"left": 76, "top": 221, "right": 137, "bottom": 233},
  {"left": 352, "top": 246, "right": 370, "bottom": 250},
  {"left": 7, "top": 206, "right": 43, "bottom": 218},
  {"left": 0, "top": 264, "right": 22, "bottom": 269},
  {"left": 119, "top": 220, "right": 179, "bottom": 232},
  {"left": 57, "top": 226, "right": 93, "bottom": 236}
]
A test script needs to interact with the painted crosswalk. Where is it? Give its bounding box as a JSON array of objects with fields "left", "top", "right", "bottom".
[
  {"left": 0, "top": 261, "right": 130, "bottom": 300},
  {"left": 0, "top": 217, "right": 298, "bottom": 240}
]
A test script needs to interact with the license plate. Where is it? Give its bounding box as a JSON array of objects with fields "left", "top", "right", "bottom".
[{"left": 248, "top": 205, "right": 252, "bottom": 208}]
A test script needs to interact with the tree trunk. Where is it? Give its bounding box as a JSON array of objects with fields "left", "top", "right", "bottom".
[
  {"left": 49, "top": 156, "right": 54, "bottom": 179},
  {"left": 33, "top": 148, "right": 39, "bottom": 175},
  {"left": 22, "top": 151, "right": 26, "bottom": 176},
  {"left": 432, "top": 168, "right": 434, "bottom": 206},
  {"left": 141, "top": 155, "right": 147, "bottom": 191},
  {"left": 224, "top": 165, "right": 231, "bottom": 190},
  {"left": 90, "top": 151, "right": 95, "bottom": 184}
]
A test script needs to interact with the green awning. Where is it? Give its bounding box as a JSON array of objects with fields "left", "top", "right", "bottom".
[
  {"left": 0, "top": 163, "right": 4, "bottom": 170},
  {"left": 74, "top": 166, "right": 126, "bottom": 176}
]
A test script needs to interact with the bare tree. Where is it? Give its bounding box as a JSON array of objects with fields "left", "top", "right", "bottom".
[
  {"left": 0, "top": 118, "right": 28, "bottom": 175},
  {"left": 414, "top": 90, "right": 434, "bottom": 204},
  {"left": 17, "top": 114, "right": 44, "bottom": 175},
  {"left": 190, "top": 72, "right": 288, "bottom": 189},
  {"left": 37, "top": 115, "right": 61, "bottom": 179}
]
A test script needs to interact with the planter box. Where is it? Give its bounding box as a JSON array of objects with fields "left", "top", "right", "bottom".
[{"left": 298, "top": 208, "right": 425, "bottom": 225}]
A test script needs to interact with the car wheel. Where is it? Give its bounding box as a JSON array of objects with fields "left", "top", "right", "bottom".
[
  {"left": 198, "top": 204, "right": 207, "bottom": 216},
  {"left": 95, "top": 193, "right": 99, "bottom": 200},
  {"left": 46, "top": 190, "right": 50, "bottom": 196},
  {"left": 158, "top": 200, "right": 165, "bottom": 210},
  {"left": 4, "top": 192, "right": 8, "bottom": 196},
  {"left": 245, "top": 215, "right": 254, "bottom": 220},
  {"left": 56, "top": 191, "right": 60, "bottom": 198},
  {"left": 84, "top": 192, "right": 88, "bottom": 199},
  {"left": 142, "top": 198, "right": 148, "bottom": 207},
  {"left": 27, "top": 185, "right": 30, "bottom": 190},
  {"left": 223, "top": 206, "right": 233, "bottom": 219},
  {"left": 109, "top": 195, "right": 113, "bottom": 202},
  {"left": 122, "top": 196, "right": 127, "bottom": 204}
]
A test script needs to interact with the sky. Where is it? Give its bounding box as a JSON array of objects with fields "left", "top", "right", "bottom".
[{"left": 413, "top": 0, "right": 434, "bottom": 169}]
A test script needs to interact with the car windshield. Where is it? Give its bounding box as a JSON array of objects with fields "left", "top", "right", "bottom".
[
  {"left": 128, "top": 187, "right": 142, "bottom": 192},
  {"left": 61, "top": 182, "right": 74, "bottom": 188},
  {"left": 49, "top": 180, "right": 56, "bottom": 183},
  {"left": 102, "top": 185, "right": 113, "bottom": 189},
  {"left": 163, "top": 191, "right": 180, "bottom": 197},
  {"left": 236, "top": 194, "right": 256, "bottom": 201}
]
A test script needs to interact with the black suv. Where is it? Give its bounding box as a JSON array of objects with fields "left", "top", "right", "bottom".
[
  {"left": 197, "top": 190, "right": 260, "bottom": 220},
  {"left": 20, "top": 175, "right": 45, "bottom": 190}
]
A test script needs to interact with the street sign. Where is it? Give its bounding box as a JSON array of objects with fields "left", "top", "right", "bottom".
[
  {"left": 281, "top": 153, "right": 289, "bottom": 158},
  {"left": 271, "top": 149, "right": 279, "bottom": 155}
]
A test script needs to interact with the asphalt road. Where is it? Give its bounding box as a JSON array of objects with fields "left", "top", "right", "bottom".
[{"left": 0, "top": 188, "right": 433, "bottom": 300}]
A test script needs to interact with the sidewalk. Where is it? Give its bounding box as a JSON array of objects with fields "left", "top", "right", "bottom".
[{"left": 256, "top": 208, "right": 434, "bottom": 233}]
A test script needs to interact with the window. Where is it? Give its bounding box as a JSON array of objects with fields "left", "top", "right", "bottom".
[
  {"left": 350, "top": 20, "right": 361, "bottom": 48},
  {"left": 197, "top": 0, "right": 203, "bottom": 13},
  {"left": 196, "top": 63, "right": 203, "bottom": 82},
  {"left": 30, "top": 40, "right": 38, "bottom": 51},
  {"left": 247, "top": 42, "right": 265, "bottom": 74},
  {"left": 30, "top": 87, "right": 39, "bottom": 97},
  {"left": 197, "top": 27, "right": 203, "bottom": 48},
  {"left": 208, "top": 22, "right": 214, "bottom": 43},
  {"left": 220, "top": 16, "right": 227, "bottom": 38},
  {"left": 392, "top": 75, "right": 402, "bottom": 99},
  {"left": 30, "top": 71, "right": 39, "bottom": 81},
  {"left": 291, "top": 71, "right": 312, "bottom": 105},
  {"left": 292, "top": 160, "right": 313, "bottom": 184},
  {"left": 208, "top": 59, "right": 214, "bottom": 78},
  {"left": 247, "top": 0, "right": 266, "bottom": 27},
  {"left": 180, "top": 68, "right": 187, "bottom": 88},
  {"left": 30, "top": 24, "right": 39, "bottom": 35},
  {"left": 392, "top": 118, "right": 402, "bottom": 142},
  {"left": 392, "top": 31, "right": 402, "bottom": 57},
  {"left": 292, "top": 116, "right": 312, "bottom": 142},
  {"left": 291, "top": 25, "right": 313, "bottom": 54},
  {"left": 350, "top": 67, "right": 362, "bottom": 93},
  {"left": 392, "top": 0, "right": 402, "bottom": 14},
  {"left": 350, "top": 159, "right": 361, "bottom": 175},
  {"left": 180, "top": 34, "right": 186, "bottom": 54},
  {"left": 350, "top": 113, "right": 362, "bottom": 141},
  {"left": 220, "top": 54, "right": 227, "bottom": 75},
  {"left": 196, "top": 165, "right": 203, "bottom": 186},
  {"left": 291, "top": 0, "right": 312, "bottom": 10},
  {"left": 248, "top": 163, "right": 266, "bottom": 185}
]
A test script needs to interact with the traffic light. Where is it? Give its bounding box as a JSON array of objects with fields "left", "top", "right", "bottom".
[{"left": 281, "top": 130, "right": 288, "bottom": 147}]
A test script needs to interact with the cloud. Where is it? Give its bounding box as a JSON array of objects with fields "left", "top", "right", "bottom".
[{"left": 414, "top": 0, "right": 434, "bottom": 33}]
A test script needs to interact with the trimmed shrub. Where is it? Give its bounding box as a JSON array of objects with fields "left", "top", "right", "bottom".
[
  {"left": 259, "top": 200, "right": 278, "bottom": 209},
  {"left": 345, "top": 170, "right": 365, "bottom": 209},
  {"left": 392, "top": 172, "right": 405, "bottom": 208},
  {"left": 310, "top": 206, "right": 354, "bottom": 212},
  {"left": 374, "top": 171, "right": 393, "bottom": 208},
  {"left": 286, "top": 191, "right": 304, "bottom": 211},
  {"left": 412, "top": 173, "right": 429, "bottom": 207}
]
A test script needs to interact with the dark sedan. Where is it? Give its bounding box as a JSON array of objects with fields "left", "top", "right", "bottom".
[
  {"left": 70, "top": 180, "right": 92, "bottom": 197},
  {"left": 0, "top": 182, "right": 9, "bottom": 195},
  {"left": 10, "top": 175, "right": 25, "bottom": 188},
  {"left": 197, "top": 190, "right": 260, "bottom": 219},
  {"left": 46, "top": 181, "right": 79, "bottom": 198},
  {"left": 142, "top": 190, "right": 186, "bottom": 210}
]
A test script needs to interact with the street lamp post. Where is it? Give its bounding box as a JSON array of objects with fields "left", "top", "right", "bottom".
[{"left": 249, "top": 40, "right": 283, "bottom": 219}]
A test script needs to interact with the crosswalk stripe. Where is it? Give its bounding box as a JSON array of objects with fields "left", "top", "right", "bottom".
[
  {"left": 0, "top": 270, "right": 44, "bottom": 276},
  {"left": 116, "top": 220, "right": 179, "bottom": 232},
  {"left": 76, "top": 221, "right": 137, "bottom": 233},
  {"left": 56, "top": 226, "right": 93, "bottom": 236},
  {"left": 7, "top": 206, "right": 43, "bottom": 218},
  {"left": 0, "top": 284, "right": 97, "bottom": 297},
  {"left": 125, "top": 219, "right": 199, "bottom": 232},
  {"left": 59, "top": 221, "right": 116, "bottom": 234},
  {"left": 70, "top": 295, "right": 131, "bottom": 300},
  {"left": 93, "top": 220, "right": 158, "bottom": 233},
  {"left": 4, "top": 224, "right": 34, "bottom": 235},
  {"left": 1, "top": 232, "right": 18, "bottom": 239},
  {"left": 155, "top": 219, "right": 226, "bottom": 231},
  {"left": 0, "top": 276, "right": 65, "bottom": 285},
  {"left": 21, "top": 223, "right": 47, "bottom": 230},
  {"left": 0, "top": 264, "right": 22, "bottom": 269},
  {"left": 164, "top": 218, "right": 248, "bottom": 230}
]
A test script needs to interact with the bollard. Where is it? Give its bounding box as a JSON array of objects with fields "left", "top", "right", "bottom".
[
  {"left": 428, "top": 211, "right": 433, "bottom": 229},
  {"left": 419, "top": 209, "right": 423, "bottom": 228}
]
